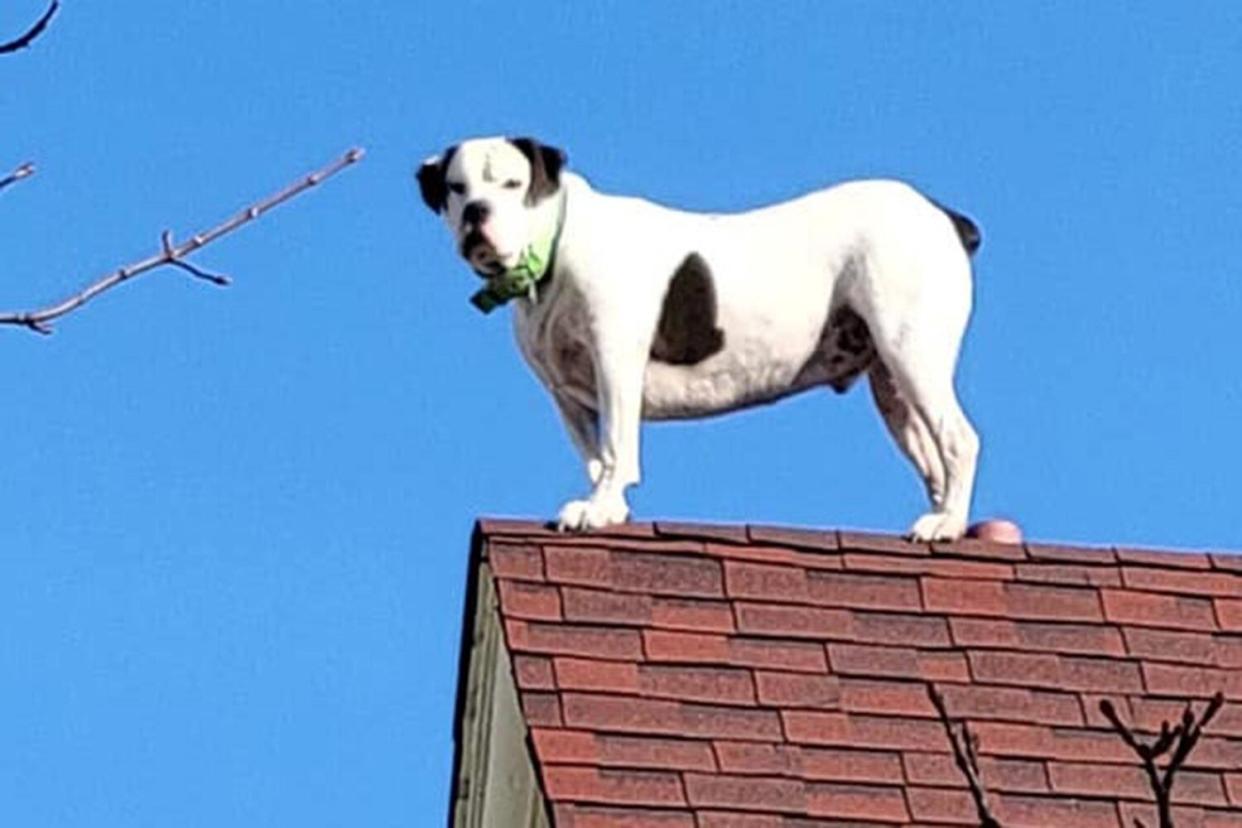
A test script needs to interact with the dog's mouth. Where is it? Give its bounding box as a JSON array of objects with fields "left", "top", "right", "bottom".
[{"left": 459, "top": 230, "right": 509, "bottom": 279}]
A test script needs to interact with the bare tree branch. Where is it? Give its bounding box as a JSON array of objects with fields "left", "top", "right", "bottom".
[
  {"left": 1099, "top": 693, "right": 1224, "bottom": 828},
  {"left": 0, "top": 161, "right": 35, "bottom": 193},
  {"left": 0, "top": 147, "right": 365, "bottom": 334},
  {"left": 928, "top": 684, "right": 1003, "bottom": 828},
  {"left": 0, "top": 0, "right": 58, "bottom": 54}
]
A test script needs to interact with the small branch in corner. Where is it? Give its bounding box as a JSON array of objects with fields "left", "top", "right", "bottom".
[
  {"left": 927, "top": 684, "right": 1003, "bottom": 828},
  {"left": 0, "top": 147, "right": 365, "bottom": 335},
  {"left": 0, "top": 161, "right": 35, "bottom": 194},
  {"left": 0, "top": 0, "right": 59, "bottom": 54},
  {"left": 1099, "top": 692, "right": 1224, "bottom": 828}
]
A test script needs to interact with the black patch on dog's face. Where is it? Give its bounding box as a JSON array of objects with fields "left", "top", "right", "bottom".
[
  {"left": 416, "top": 145, "right": 458, "bottom": 214},
  {"left": 650, "top": 253, "right": 726, "bottom": 366},
  {"left": 507, "top": 137, "right": 567, "bottom": 205}
]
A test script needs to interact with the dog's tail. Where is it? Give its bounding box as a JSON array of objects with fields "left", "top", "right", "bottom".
[{"left": 933, "top": 201, "right": 981, "bottom": 256}]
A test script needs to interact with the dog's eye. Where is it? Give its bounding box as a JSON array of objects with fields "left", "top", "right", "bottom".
[
  {"left": 502, "top": 178, "right": 523, "bottom": 190},
  {"left": 447, "top": 182, "right": 466, "bottom": 195}
]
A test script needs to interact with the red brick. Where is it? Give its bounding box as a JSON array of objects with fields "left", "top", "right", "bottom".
[
  {"left": 1217, "top": 599, "right": 1242, "bottom": 631},
  {"left": 729, "top": 638, "right": 828, "bottom": 673},
  {"left": 1123, "top": 627, "right": 1217, "bottom": 664},
  {"left": 725, "top": 561, "right": 810, "bottom": 602},
  {"left": 932, "top": 536, "right": 1028, "bottom": 561},
  {"left": 937, "top": 684, "right": 1084, "bottom": 726},
  {"left": 851, "top": 611, "right": 951, "bottom": 647},
  {"left": 1025, "top": 542, "right": 1116, "bottom": 564},
  {"left": 655, "top": 521, "right": 748, "bottom": 543},
  {"left": 694, "top": 814, "right": 784, "bottom": 828},
  {"left": 1101, "top": 589, "right": 1218, "bottom": 630},
  {"left": 1216, "top": 636, "right": 1242, "bottom": 668},
  {"left": 651, "top": 597, "right": 736, "bottom": 633},
  {"left": 642, "top": 629, "right": 730, "bottom": 662},
  {"left": 523, "top": 691, "right": 563, "bottom": 725},
  {"left": 845, "top": 714, "right": 950, "bottom": 751},
  {"left": 1212, "top": 553, "right": 1242, "bottom": 574},
  {"left": 590, "top": 733, "right": 717, "bottom": 771},
  {"left": 843, "top": 553, "right": 1013, "bottom": 580},
  {"left": 968, "top": 651, "right": 1142, "bottom": 693},
  {"left": 828, "top": 642, "right": 966, "bottom": 682},
  {"left": 781, "top": 711, "right": 851, "bottom": 746},
  {"left": 553, "top": 804, "right": 694, "bottom": 828},
  {"left": 554, "top": 658, "right": 640, "bottom": 693},
  {"left": 800, "top": 747, "right": 902, "bottom": 784},
  {"left": 838, "top": 530, "right": 928, "bottom": 556},
  {"left": 562, "top": 693, "right": 783, "bottom": 741},
  {"left": 1015, "top": 562, "right": 1122, "bottom": 587},
  {"left": 506, "top": 620, "right": 643, "bottom": 660},
  {"left": 487, "top": 541, "right": 543, "bottom": 579},
  {"left": 546, "top": 547, "right": 724, "bottom": 597},
  {"left": 638, "top": 664, "right": 756, "bottom": 705},
  {"left": 749, "top": 524, "right": 841, "bottom": 552},
  {"left": 839, "top": 678, "right": 935, "bottom": 717},
  {"left": 903, "top": 753, "right": 1049, "bottom": 792},
  {"left": 756, "top": 672, "right": 841, "bottom": 709},
  {"left": 1143, "top": 663, "right": 1242, "bottom": 699},
  {"left": 951, "top": 617, "right": 1125, "bottom": 655},
  {"left": 543, "top": 766, "right": 686, "bottom": 807},
  {"left": 1226, "top": 773, "right": 1242, "bottom": 806},
  {"left": 1116, "top": 547, "right": 1211, "bottom": 569},
  {"left": 532, "top": 728, "right": 599, "bottom": 763},
  {"left": 1173, "top": 772, "right": 1230, "bottom": 807},
  {"left": 1048, "top": 727, "right": 1134, "bottom": 762},
  {"left": 1123, "top": 566, "right": 1242, "bottom": 598},
  {"left": 806, "top": 570, "right": 922, "bottom": 611},
  {"left": 970, "top": 722, "right": 1055, "bottom": 757},
  {"left": 733, "top": 602, "right": 852, "bottom": 639},
  {"left": 923, "top": 577, "right": 1005, "bottom": 615},
  {"left": 713, "top": 741, "right": 801, "bottom": 776},
  {"left": 805, "top": 781, "right": 910, "bottom": 821},
  {"left": 1047, "top": 761, "right": 1149, "bottom": 799},
  {"left": 684, "top": 773, "right": 805, "bottom": 813},
  {"left": 993, "top": 793, "right": 1122, "bottom": 828},
  {"left": 1006, "top": 582, "right": 1103, "bottom": 622},
  {"left": 562, "top": 587, "right": 652, "bottom": 625},
  {"left": 905, "top": 786, "right": 979, "bottom": 824},
  {"left": 513, "top": 654, "right": 555, "bottom": 689},
  {"left": 497, "top": 579, "right": 562, "bottom": 620}
]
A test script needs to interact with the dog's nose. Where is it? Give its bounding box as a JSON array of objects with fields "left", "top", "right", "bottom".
[{"left": 462, "top": 201, "right": 491, "bottom": 227}]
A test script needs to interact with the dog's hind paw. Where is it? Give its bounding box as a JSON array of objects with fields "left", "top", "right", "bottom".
[
  {"left": 908, "top": 510, "right": 967, "bottom": 542},
  {"left": 557, "top": 495, "right": 630, "bottom": 532}
]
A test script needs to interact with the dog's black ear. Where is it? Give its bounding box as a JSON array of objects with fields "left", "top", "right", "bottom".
[
  {"left": 508, "top": 137, "right": 567, "bottom": 204},
  {"left": 416, "top": 145, "right": 457, "bottom": 214}
]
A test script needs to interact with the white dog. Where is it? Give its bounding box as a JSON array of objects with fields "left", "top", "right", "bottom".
[{"left": 418, "top": 136, "right": 982, "bottom": 540}]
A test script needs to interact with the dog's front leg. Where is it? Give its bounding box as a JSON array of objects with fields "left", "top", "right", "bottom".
[
  {"left": 553, "top": 392, "right": 604, "bottom": 485},
  {"left": 557, "top": 330, "right": 646, "bottom": 531}
]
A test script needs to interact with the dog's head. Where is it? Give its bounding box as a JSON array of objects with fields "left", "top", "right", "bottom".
[{"left": 417, "top": 136, "right": 567, "bottom": 278}]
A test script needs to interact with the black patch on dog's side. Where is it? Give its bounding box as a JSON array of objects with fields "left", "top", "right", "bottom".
[
  {"left": 933, "top": 200, "right": 981, "bottom": 256},
  {"left": 821, "top": 305, "right": 876, "bottom": 393},
  {"left": 650, "top": 253, "right": 726, "bottom": 366},
  {"left": 508, "top": 137, "right": 567, "bottom": 205},
  {"left": 417, "top": 145, "right": 457, "bottom": 213}
]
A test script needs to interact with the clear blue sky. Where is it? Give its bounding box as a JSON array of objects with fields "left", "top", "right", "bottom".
[{"left": 2, "top": 1, "right": 1240, "bottom": 824}]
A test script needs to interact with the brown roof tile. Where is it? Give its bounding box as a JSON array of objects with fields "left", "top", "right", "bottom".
[{"left": 460, "top": 518, "right": 1242, "bottom": 826}]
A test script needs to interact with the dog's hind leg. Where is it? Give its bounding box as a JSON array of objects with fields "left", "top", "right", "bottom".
[{"left": 867, "top": 360, "right": 946, "bottom": 509}]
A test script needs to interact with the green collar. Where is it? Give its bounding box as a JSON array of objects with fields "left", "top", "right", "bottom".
[{"left": 470, "top": 195, "right": 566, "bottom": 314}]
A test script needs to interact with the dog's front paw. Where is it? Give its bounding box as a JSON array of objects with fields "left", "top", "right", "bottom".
[
  {"left": 557, "top": 494, "right": 630, "bottom": 532},
  {"left": 587, "top": 459, "right": 605, "bottom": 486},
  {"left": 908, "top": 510, "right": 967, "bottom": 542}
]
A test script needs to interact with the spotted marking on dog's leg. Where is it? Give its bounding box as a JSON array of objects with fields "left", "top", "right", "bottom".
[{"left": 650, "top": 253, "right": 726, "bottom": 366}]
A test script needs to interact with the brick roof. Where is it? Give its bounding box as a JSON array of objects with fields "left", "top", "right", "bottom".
[{"left": 453, "top": 519, "right": 1242, "bottom": 827}]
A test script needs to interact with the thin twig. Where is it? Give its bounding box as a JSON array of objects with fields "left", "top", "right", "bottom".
[
  {"left": 0, "top": 147, "right": 365, "bottom": 335},
  {"left": 928, "top": 685, "right": 1003, "bottom": 828},
  {"left": 0, "top": 0, "right": 58, "bottom": 54},
  {"left": 0, "top": 162, "right": 35, "bottom": 193},
  {"left": 1099, "top": 693, "right": 1224, "bottom": 828}
]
